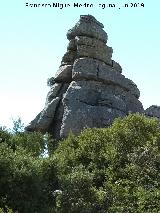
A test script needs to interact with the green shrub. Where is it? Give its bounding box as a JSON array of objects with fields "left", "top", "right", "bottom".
[
  {"left": 0, "top": 127, "right": 48, "bottom": 157},
  {"left": 54, "top": 113, "right": 160, "bottom": 212},
  {"left": 0, "top": 130, "right": 57, "bottom": 213},
  {"left": 0, "top": 113, "right": 160, "bottom": 212}
]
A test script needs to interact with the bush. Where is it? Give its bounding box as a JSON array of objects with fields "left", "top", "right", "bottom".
[
  {"left": 0, "top": 127, "right": 48, "bottom": 157},
  {"left": 54, "top": 114, "right": 160, "bottom": 212},
  {"left": 0, "top": 130, "right": 58, "bottom": 213},
  {"left": 0, "top": 113, "right": 160, "bottom": 212}
]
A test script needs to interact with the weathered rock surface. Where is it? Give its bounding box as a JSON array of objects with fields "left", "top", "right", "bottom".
[
  {"left": 112, "top": 60, "right": 122, "bottom": 73},
  {"left": 67, "top": 15, "right": 108, "bottom": 43},
  {"left": 72, "top": 58, "right": 140, "bottom": 98},
  {"left": 145, "top": 105, "right": 160, "bottom": 119},
  {"left": 61, "top": 50, "right": 76, "bottom": 65},
  {"left": 76, "top": 36, "right": 113, "bottom": 65},
  {"left": 26, "top": 97, "right": 60, "bottom": 133},
  {"left": 54, "top": 65, "right": 72, "bottom": 82},
  {"left": 25, "top": 15, "right": 145, "bottom": 140}
]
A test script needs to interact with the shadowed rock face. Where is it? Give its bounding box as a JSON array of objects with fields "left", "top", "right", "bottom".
[{"left": 25, "top": 15, "right": 144, "bottom": 140}]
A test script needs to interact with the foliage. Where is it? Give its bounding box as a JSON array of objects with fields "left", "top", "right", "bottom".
[
  {"left": 11, "top": 117, "right": 24, "bottom": 134},
  {"left": 54, "top": 113, "right": 160, "bottom": 212},
  {"left": 0, "top": 142, "right": 58, "bottom": 213},
  {"left": 0, "top": 207, "right": 16, "bottom": 213},
  {"left": 0, "top": 128, "right": 48, "bottom": 157},
  {"left": 0, "top": 114, "right": 160, "bottom": 212},
  {"left": 0, "top": 126, "right": 58, "bottom": 213}
]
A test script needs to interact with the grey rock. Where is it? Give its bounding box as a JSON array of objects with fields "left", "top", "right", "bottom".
[
  {"left": 48, "top": 83, "right": 70, "bottom": 140},
  {"left": 61, "top": 104, "right": 125, "bottom": 138},
  {"left": 61, "top": 50, "right": 76, "bottom": 65},
  {"left": 67, "top": 36, "right": 113, "bottom": 65},
  {"left": 80, "top": 15, "right": 104, "bottom": 28},
  {"left": 45, "top": 83, "right": 62, "bottom": 104},
  {"left": 25, "top": 97, "right": 60, "bottom": 133},
  {"left": 145, "top": 105, "right": 160, "bottom": 119},
  {"left": 76, "top": 36, "right": 113, "bottom": 65},
  {"left": 76, "top": 36, "right": 107, "bottom": 48},
  {"left": 99, "top": 83, "right": 144, "bottom": 113},
  {"left": 60, "top": 81, "right": 126, "bottom": 138},
  {"left": 124, "top": 78, "right": 140, "bottom": 99},
  {"left": 112, "top": 60, "right": 122, "bottom": 73},
  {"left": 97, "top": 95, "right": 126, "bottom": 112},
  {"left": 67, "top": 39, "right": 76, "bottom": 51},
  {"left": 54, "top": 65, "right": 73, "bottom": 83},
  {"left": 63, "top": 80, "right": 126, "bottom": 111},
  {"left": 67, "top": 16, "right": 108, "bottom": 43},
  {"left": 26, "top": 15, "right": 145, "bottom": 141},
  {"left": 72, "top": 57, "right": 98, "bottom": 80},
  {"left": 72, "top": 58, "right": 140, "bottom": 98},
  {"left": 25, "top": 113, "right": 41, "bottom": 132},
  {"left": 125, "top": 92, "right": 144, "bottom": 113},
  {"left": 77, "top": 44, "right": 112, "bottom": 66}
]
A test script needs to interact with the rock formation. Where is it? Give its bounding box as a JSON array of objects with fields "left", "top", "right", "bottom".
[
  {"left": 25, "top": 15, "right": 144, "bottom": 140},
  {"left": 145, "top": 105, "right": 160, "bottom": 119}
]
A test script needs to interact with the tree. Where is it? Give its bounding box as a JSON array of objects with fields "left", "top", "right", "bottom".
[
  {"left": 11, "top": 117, "right": 24, "bottom": 134},
  {"left": 54, "top": 114, "right": 160, "bottom": 212},
  {"left": 0, "top": 114, "right": 160, "bottom": 212},
  {"left": 0, "top": 129, "right": 58, "bottom": 213}
]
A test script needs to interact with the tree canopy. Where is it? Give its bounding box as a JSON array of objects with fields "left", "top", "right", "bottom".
[{"left": 0, "top": 114, "right": 160, "bottom": 212}]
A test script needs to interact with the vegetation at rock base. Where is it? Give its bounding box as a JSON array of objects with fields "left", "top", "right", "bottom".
[{"left": 0, "top": 114, "right": 160, "bottom": 212}]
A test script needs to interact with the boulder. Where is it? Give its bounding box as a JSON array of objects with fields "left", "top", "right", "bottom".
[{"left": 145, "top": 105, "right": 160, "bottom": 119}]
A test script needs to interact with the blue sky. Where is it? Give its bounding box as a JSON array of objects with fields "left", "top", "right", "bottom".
[{"left": 0, "top": 0, "right": 160, "bottom": 128}]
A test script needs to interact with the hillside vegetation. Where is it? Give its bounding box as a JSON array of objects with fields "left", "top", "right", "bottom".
[{"left": 0, "top": 114, "right": 160, "bottom": 213}]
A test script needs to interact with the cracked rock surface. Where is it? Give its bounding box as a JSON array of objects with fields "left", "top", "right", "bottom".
[{"left": 25, "top": 15, "right": 144, "bottom": 140}]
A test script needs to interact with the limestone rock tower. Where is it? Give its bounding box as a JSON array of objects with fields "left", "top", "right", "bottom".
[{"left": 25, "top": 15, "right": 144, "bottom": 140}]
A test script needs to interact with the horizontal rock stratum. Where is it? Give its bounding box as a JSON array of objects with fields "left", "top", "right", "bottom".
[{"left": 25, "top": 15, "right": 148, "bottom": 140}]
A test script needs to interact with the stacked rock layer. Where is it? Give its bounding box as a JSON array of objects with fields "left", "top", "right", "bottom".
[{"left": 25, "top": 15, "right": 144, "bottom": 140}]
